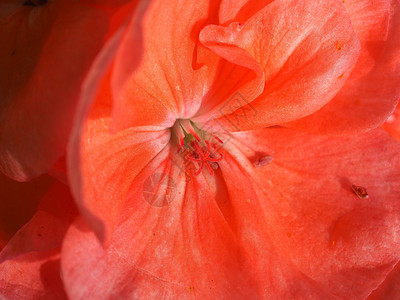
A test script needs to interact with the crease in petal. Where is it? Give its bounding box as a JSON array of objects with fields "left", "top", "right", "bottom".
[
  {"left": 67, "top": 14, "right": 148, "bottom": 245},
  {"left": 69, "top": 60, "right": 170, "bottom": 245},
  {"left": 194, "top": 23, "right": 265, "bottom": 124},
  {"left": 368, "top": 260, "right": 400, "bottom": 299},
  {"left": 62, "top": 149, "right": 262, "bottom": 299},
  {"left": 198, "top": 0, "right": 360, "bottom": 131},
  {"left": 288, "top": 0, "right": 400, "bottom": 135}
]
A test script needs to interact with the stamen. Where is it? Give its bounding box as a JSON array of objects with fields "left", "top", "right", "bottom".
[
  {"left": 173, "top": 119, "right": 225, "bottom": 176},
  {"left": 212, "top": 134, "right": 224, "bottom": 144}
]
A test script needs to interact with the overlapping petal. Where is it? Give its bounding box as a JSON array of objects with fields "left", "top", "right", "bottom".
[
  {"left": 289, "top": 0, "right": 400, "bottom": 135},
  {"left": 226, "top": 127, "right": 400, "bottom": 299},
  {"left": 68, "top": 59, "right": 170, "bottom": 245},
  {"left": 62, "top": 157, "right": 262, "bottom": 299},
  {"left": 66, "top": 4, "right": 153, "bottom": 244},
  {"left": 0, "top": 173, "right": 53, "bottom": 250},
  {"left": 0, "top": 0, "right": 134, "bottom": 181},
  {"left": 197, "top": 0, "right": 360, "bottom": 131},
  {"left": 63, "top": 122, "right": 400, "bottom": 299},
  {"left": 0, "top": 181, "right": 77, "bottom": 300},
  {"left": 110, "top": 0, "right": 221, "bottom": 131},
  {"left": 382, "top": 103, "right": 400, "bottom": 141},
  {"left": 368, "top": 261, "right": 400, "bottom": 299},
  {"left": 72, "top": 105, "right": 169, "bottom": 244}
]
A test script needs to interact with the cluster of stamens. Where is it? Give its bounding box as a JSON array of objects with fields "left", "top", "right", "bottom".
[{"left": 175, "top": 120, "right": 224, "bottom": 176}]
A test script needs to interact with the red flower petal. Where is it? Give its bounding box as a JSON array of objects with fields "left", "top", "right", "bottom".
[
  {"left": 0, "top": 173, "right": 53, "bottom": 250},
  {"left": 225, "top": 127, "right": 400, "bottom": 298},
  {"left": 198, "top": 0, "right": 360, "bottom": 131},
  {"left": 382, "top": 103, "right": 400, "bottom": 141},
  {"left": 0, "top": 0, "right": 126, "bottom": 181},
  {"left": 66, "top": 4, "right": 150, "bottom": 244},
  {"left": 110, "top": 0, "right": 221, "bottom": 131},
  {"left": 64, "top": 124, "right": 400, "bottom": 298},
  {"left": 61, "top": 162, "right": 262, "bottom": 299},
  {"left": 0, "top": 181, "right": 77, "bottom": 299},
  {"left": 289, "top": 0, "right": 400, "bottom": 135},
  {"left": 69, "top": 69, "right": 170, "bottom": 245},
  {"left": 0, "top": 251, "right": 66, "bottom": 300},
  {"left": 368, "top": 261, "right": 400, "bottom": 299},
  {"left": 219, "top": 0, "right": 274, "bottom": 25}
]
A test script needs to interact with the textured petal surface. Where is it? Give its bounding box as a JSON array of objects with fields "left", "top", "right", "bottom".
[
  {"left": 62, "top": 148, "right": 262, "bottom": 299},
  {"left": 368, "top": 261, "right": 400, "bottom": 299},
  {"left": 219, "top": 0, "right": 274, "bottom": 24},
  {"left": 69, "top": 66, "right": 170, "bottom": 244},
  {"left": 67, "top": 0, "right": 159, "bottom": 244},
  {"left": 226, "top": 127, "right": 400, "bottom": 299},
  {"left": 63, "top": 124, "right": 400, "bottom": 299},
  {"left": 0, "top": 181, "right": 77, "bottom": 300},
  {"left": 0, "top": 0, "right": 117, "bottom": 181},
  {"left": 198, "top": 0, "right": 360, "bottom": 131},
  {"left": 110, "top": 0, "right": 221, "bottom": 131},
  {"left": 289, "top": 0, "right": 400, "bottom": 135}
]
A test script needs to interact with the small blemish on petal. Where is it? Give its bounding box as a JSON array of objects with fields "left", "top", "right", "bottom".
[
  {"left": 337, "top": 73, "right": 344, "bottom": 80},
  {"left": 335, "top": 41, "right": 344, "bottom": 51},
  {"left": 254, "top": 154, "right": 273, "bottom": 168},
  {"left": 351, "top": 184, "right": 369, "bottom": 199},
  {"left": 286, "top": 232, "right": 292, "bottom": 238}
]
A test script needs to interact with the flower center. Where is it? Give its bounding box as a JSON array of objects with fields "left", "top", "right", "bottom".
[{"left": 172, "top": 119, "right": 224, "bottom": 176}]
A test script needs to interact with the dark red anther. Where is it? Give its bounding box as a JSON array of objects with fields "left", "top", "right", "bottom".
[
  {"left": 254, "top": 154, "right": 274, "bottom": 168},
  {"left": 351, "top": 185, "right": 369, "bottom": 199}
]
